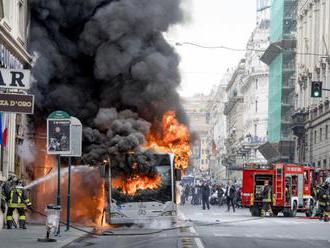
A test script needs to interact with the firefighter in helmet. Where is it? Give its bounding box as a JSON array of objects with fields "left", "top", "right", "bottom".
[
  {"left": 318, "top": 177, "right": 330, "bottom": 222},
  {"left": 1, "top": 175, "right": 17, "bottom": 216},
  {"left": 261, "top": 180, "right": 273, "bottom": 217},
  {"left": 6, "top": 179, "right": 32, "bottom": 229}
]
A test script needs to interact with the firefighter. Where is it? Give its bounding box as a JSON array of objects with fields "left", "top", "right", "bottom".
[
  {"left": 261, "top": 180, "right": 273, "bottom": 217},
  {"left": 2, "top": 175, "right": 16, "bottom": 200},
  {"left": 285, "top": 182, "right": 291, "bottom": 204},
  {"left": 6, "top": 179, "right": 32, "bottom": 229},
  {"left": 318, "top": 178, "right": 330, "bottom": 222}
]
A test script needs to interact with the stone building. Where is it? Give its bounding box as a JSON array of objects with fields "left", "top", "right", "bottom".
[
  {"left": 292, "top": 0, "right": 330, "bottom": 169},
  {"left": 182, "top": 94, "right": 210, "bottom": 172},
  {"left": 239, "top": 4, "right": 270, "bottom": 164},
  {"left": 223, "top": 60, "right": 245, "bottom": 182},
  {"left": 0, "top": 0, "right": 31, "bottom": 229},
  {"left": 206, "top": 78, "right": 228, "bottom": 181}
]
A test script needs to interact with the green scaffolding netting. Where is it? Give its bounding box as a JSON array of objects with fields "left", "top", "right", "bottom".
[{"left": 268, "top": 53, "right": 282, "bottom": 143}]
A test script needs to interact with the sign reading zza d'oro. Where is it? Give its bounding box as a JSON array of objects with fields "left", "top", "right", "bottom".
[{"left": 0, "top": 93, "right": 34, "bottom": 114}]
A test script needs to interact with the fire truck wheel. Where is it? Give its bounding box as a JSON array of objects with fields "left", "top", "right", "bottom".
[
  {"left": 271, "top": 209, "right": 279, "bottom": 216},
  {"left": 305, "top": 201, "right": 314, "bottom": 217},
  {"left": 291, "top": 201, "right": 298, "bottom": 217},
  {"left": 284, "top": 201, "right": 298, "bottom": 217},
  {"left": 250, "top": 206, "right": 261, "bottom": 216},
  {"left": 305, "top": 209, "right": 313, "bottom": 217}
]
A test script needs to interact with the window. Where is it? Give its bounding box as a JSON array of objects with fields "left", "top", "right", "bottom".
[
  {"left": 314, "top": 130, "right": 317, "bottom": 144},
  {"left": 323, "top": 159, "right": 327, "bottom": 169},
  {"left": 255, "top": 100, "right": 258, "bottom": 113},
  {"left": 326, "top": 125, "right": 329, "bottom": 140},
  {"left": 0, "top": 0, "right": 4, "bottom": 18},
  {"left": 318, "top": 161, "right": 321, "bottom": 168},
  {"left": 320, "top": 128, "right": 323, "bottom": 142},
  {"left": 255, "top": 79, "right": 258, "bottom": 89},
  {"left": 254, "top": 124, "right": 257, "bottom": 137},
  {"left": 3, "top": 0, "right": 12, "bottom": 25},
  {"left": 18, "top": 0, "right": 26, "bottom": 39}
]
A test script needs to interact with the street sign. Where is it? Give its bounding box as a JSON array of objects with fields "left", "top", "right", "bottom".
[
  {"left": 0, "top": 68, "right": 31, "bottom": 90},
  {"left": 0, "top": 93, "right": 34, "bottom": 114},
  {"left": 48, "top": 111, "right": 70, "bottom": 119},
  {"left": 62, "top": 117, "right": 82, "bottom": 158},
  {"left": 47, "top": 111, "right": 71, "bottom": 155}
]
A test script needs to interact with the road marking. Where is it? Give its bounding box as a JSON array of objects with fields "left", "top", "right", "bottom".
[
  {"left": 189, "top": 226, "right": 205, "bottom": 248},
  {"left": 178, "top": 210, "right": 205, "bottom": 248}
]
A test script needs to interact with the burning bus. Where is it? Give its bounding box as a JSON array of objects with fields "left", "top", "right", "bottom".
[{"left": 101, "top": 153, "right": 181, "bottom": 225}]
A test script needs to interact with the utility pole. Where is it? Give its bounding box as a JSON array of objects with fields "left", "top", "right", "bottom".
[
  {"left": 56, "top": 155, "right": 61, "bottom": 236},
  {"left": 66, "top": 157, "right": 72, "bottom": 231}
]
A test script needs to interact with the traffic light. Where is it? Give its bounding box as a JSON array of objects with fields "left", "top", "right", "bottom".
[{"left": 311, "top": 81, "right": 322, "bottom": 98}]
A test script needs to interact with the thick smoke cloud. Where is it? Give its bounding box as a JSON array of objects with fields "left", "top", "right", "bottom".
[
  {"left": 83, "top": 108, "right": 151, "bottom": 164},
  {"left": 29, "top": 0, "right": 186, "bottom": 167}
]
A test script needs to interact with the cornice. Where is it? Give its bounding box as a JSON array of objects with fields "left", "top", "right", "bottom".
[{"left": 0, "top": 22, "right": 31, "bottom": 66}]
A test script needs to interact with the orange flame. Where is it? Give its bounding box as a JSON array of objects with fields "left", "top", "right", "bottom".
[
  {"left": 30, "top": 127, "right": 106, "bottom": 227},
  {"left": 112, "top": 174, "right": 162, "bottom": 196},
  {"left": 145, "top": 111, "right": 191, "bottom": 170}
]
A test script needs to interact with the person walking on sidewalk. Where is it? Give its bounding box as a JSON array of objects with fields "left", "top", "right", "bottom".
[
  {"left": 6, "top": 180, "right": 32, "bottom": 229},
  {"left": 225, "top": 181, "right": 236, "bottom": 212},
  {"left": 201, "top": 182, "right": 210, "bottom": 210}
]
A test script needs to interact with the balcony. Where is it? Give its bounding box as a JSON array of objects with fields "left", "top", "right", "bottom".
[
  {"left": 291, "top": 111, "right": 305, "bottom": 138},
  {"left": 223, "top": 96, "right": 243, "bottom": 115}
]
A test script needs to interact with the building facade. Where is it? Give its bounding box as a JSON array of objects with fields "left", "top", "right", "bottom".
[
  {"left": 223, "top": 60, "right": 245, "bottom": 182},
  {"left": 0, "top": 0, "right": 31, "bottom": 229},
  {"left": 240, "top": 14, "right": 270, "bottom": 164},
  {"left": 182, "top": 94, "right": 210, "bottom": 172},
  {"left": 261, "top": 0, "right": 298, "bottom": 162},
  {"left": 293, "top": 0, "right": 330, "bottom": 169},
  {"left": 206, "top": 80, "right": 228, "bottom": 181}
]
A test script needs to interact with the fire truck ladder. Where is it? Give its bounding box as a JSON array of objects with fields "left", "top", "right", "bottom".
[{"left": 276, "top": 168, "right": 283, "bottom": 200}]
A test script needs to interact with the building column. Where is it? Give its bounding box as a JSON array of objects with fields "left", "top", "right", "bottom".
[{"left": 6, "top": 113, "right": 16, "bottom": 176}]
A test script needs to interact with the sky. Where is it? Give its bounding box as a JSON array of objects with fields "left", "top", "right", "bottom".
[{"left": 167, "top": 0, "right": 257, "bottom": 97}]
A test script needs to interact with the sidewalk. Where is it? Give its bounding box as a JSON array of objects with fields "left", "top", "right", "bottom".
[{"left": 0, "top": 224, "right": 92, "bottom": 248}]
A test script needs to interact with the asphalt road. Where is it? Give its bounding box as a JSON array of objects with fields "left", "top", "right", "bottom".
[{"left": 67, "top": 203, "right": 330, "bottom": 248}]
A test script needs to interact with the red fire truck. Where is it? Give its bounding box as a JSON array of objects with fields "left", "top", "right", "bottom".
[{"left": 242, "top": 163, "right": 314, "bottom": 217}]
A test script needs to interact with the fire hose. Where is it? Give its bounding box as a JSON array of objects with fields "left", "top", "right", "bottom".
[{"left": 31, "top": 207, "right": 261, "bottom": 236}]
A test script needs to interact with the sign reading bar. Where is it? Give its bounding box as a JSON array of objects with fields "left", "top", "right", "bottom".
[
  {"left": 0, "top": 93, "right": 34, "bottom": 114},
  {"left": 0, "top": 69, "right": 31, "bottom": 90},
  {"left": 47, "top": 111, "right": 71, "bottom": 155}
]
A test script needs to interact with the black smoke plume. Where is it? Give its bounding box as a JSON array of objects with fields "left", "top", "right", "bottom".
[{"left": 29, "top": 0, "right": 187, "bottom": 170}]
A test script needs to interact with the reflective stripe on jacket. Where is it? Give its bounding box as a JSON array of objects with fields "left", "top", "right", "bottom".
[{"left": 8, "top": 188, "right": 31, "bottom": 208}]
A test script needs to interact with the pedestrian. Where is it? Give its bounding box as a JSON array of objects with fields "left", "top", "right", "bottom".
[
  {"left": 179, "top": 184, "right": 185, "bottom": 205},
  {"left": 184, "top": 184, "right": 190, "bottom": 202},
  {"left": 201, "top": 182, "right": 210, "bottom": 210},
  {"left": 6, "top": 179, "right": 32, "bottom": 229},
  {"left": 235, "top": 186, "right": 242, "bottom": 208},
  {"left": 261, "top": 180, "right": 273, "bottom": 217},
  {"left": 217, "top": 184, "right": 224, "bottom": 207},
  {"left": 225, "top": 181, "right": 236, "bottom": 212}
]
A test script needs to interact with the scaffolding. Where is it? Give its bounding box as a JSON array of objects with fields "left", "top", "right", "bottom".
[{"left": 267, "top": 0, "right": 297, "bottom": 146}]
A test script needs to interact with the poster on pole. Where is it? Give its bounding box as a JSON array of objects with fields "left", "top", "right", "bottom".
[
  {"left": 62, "top": 117, "right": 82, "bottom": 158},
  {"left": 47, "top": 111, "right": 71, "bottom": 155}
]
